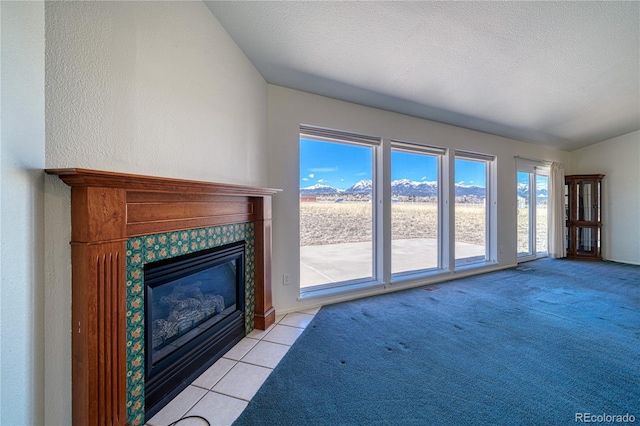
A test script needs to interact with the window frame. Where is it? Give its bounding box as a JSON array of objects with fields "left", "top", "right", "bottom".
[
  {"left": 298, "top": 125, "right": 498, "bottom": 299},
  {"left": 516, "top": 160, "right": 550, "bottom": 262},
  {"left": 299, "top": 126, "right": 382, "bottom": 298},
  {"left": 453, "top": 150, "right": 497, "bottom": 270},
  {"left": 389, "top": 140, "right": 445, "bottom": 279}
]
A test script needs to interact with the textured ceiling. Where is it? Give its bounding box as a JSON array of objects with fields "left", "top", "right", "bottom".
[{"left": 205, "top": 1, "right": 640, "bottom": 151}]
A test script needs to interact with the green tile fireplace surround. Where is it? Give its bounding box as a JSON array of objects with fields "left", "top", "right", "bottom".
[{"left": 46, "top": 168, "right": 280, "bottom": 426}]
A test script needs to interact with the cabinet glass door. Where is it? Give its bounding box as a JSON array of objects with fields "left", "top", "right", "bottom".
[
  {"left": 565, "top": 175, "right": 603, "bottom": 260},
  {"left": 576, "top": 227, "right": 598, "bottom": 255},
  {"left": 577, "top": 181, "right": 594, "bottom": 221}
]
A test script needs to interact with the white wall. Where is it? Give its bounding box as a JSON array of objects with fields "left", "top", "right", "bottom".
[
  {"left": 570, "top": 131, "right": 640, "bottom": 264},
  {"left": 0, "top": 1, "right": 46, "bottom": 424},
  {"left": 43, "top": 2, "right": 268, "bottom": 424},
  {"left": 267, "top": 85, "right": 571, "bottom": 313}
]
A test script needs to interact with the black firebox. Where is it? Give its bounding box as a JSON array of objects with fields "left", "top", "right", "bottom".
[{"left": 144, "top": 241, "right": 246, "bottom": 420}]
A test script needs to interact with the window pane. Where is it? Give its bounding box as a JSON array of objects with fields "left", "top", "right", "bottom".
[
  {"left": 517, "top": 171, "right": 531, "bottom": 256},
  {"left": 299, "top": 138, "right": 373, "bottom": 289},
  {"left": 455, "top": 158, "right": 487, "bottom": 266},
  {"left": 536, "top": 174, "right": 548, "bottom": 254},
  {"left": 391, "top": 149, "right": 439, "bottom": 274}
]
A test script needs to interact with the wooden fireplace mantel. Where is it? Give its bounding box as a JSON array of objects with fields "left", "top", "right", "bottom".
[{"left": 46, "top": 168, "right": 281, "bottom": 426}]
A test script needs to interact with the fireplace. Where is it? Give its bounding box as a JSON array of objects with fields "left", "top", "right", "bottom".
[
  {"left": 46, "top": 168, "right": 280, "bottom": 425},
  {"left": 144, "top": 241, "right": 246, "bottom": 419}
]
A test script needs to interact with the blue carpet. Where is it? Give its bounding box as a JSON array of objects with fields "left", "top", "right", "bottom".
[{"left": 234, "top": 259, "right": 640, "bottom": 425}]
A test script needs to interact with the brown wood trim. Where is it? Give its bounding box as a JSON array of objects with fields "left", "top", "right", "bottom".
[
  {"left": 125, "top": 215, "right": 257, "bottom": 237},
  {"left": 71, "top": 187, "right": 126, "bottom": 243},
  {"left": 47, "top": 168, "right": 280, "bottom": 425},
  {"left": 564, "top": 174, "right": 605, "bottom": 181},
  {"left": 126, "top": 201, "right": 252, "bottom": 223},
  {"left": 46, "top": 168, "right": 280, "bottom": 197},
  {"left": 253, "top": 197, "right": 275, "bottom": 330}
]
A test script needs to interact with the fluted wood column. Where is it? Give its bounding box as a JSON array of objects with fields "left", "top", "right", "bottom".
[
  {"left": 253, "top": 196, "right": 275, "bottom": 330},
  {"left": 69, "top": 186, "right": 128, "bottom": 425}
]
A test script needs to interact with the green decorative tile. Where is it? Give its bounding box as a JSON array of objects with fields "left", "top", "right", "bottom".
[{"left": 125, "top": 222, "right": 255, "bottom": 424}]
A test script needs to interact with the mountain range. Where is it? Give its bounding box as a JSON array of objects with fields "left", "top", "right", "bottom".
[
  {"left": 301, "top": 179, "right": 548, "bottom": 199},
  {"left": 301, "top": 179, "right": 484, "bottom": 197},
  {"left": 517, "top": 183, "right": 549, "bottom": 199}
]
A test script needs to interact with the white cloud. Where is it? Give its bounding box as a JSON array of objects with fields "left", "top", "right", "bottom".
[
  {"left": 309, "top": 173, "right": 315, "bottom": 178},
  {"left": 310, "top": 167, "right": 337, "bottom": 173}
]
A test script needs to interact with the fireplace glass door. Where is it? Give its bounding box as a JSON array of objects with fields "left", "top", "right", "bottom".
[
  {"left": 149, "top": 257, "right": 238, "bottom": 365},
  {"left": 144, "top": 241, "right": 246, "bottom": 418}
]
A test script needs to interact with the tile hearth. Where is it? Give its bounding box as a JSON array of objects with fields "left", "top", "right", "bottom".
[{"left": 146, "top": 308, "right": 319, "bottom": 426}]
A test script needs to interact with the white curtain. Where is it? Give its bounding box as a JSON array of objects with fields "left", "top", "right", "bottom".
[{"left": 548, "top": 162, "right": 566, "bottom": 258}]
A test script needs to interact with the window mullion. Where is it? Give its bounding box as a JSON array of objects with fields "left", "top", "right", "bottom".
[
  {"left": 530, "top": 172, "right": 536, "bottom": 255},
  {"left": 445, "top": 151, "right": 456, "bottom": 271},
  {"left": 379, "top": 139, "right": 391, "bottom": 284}
]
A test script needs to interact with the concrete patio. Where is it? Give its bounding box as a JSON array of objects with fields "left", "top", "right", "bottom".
[{"left": 300, "top": 238, "right": 485, "bottom": 288}]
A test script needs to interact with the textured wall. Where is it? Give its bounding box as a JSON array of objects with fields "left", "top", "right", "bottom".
[
  {"left": 0, "top": 2, "right": 46, "bottom": 424},
  {"left": 570, "top": 131, "right": 640, "bottom": 264},
  {"left": 43, "top": 2, "right": 268, "bottom": 424},
  {"left": 45, "top": 1, "right": 267, "bottom": 184}
]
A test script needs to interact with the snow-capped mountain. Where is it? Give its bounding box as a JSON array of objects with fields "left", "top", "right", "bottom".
[
  {"left": 300, "top": 179, "right": 486, "bottom": 198},
  {"left": 344, "top": 179, "right": 372, "bottom": 194},
  {"left": 517, "top": 183, "right": 548, "bottom": 199},
  {"left": 454, "top": 184, "right": 486, "bottom": 198},
  {"left": 391, "top": 179, "right": 438, "bottom": 197},
  {"left": 517, "top": 183, "right": 528, "bottom": 197},
  {"left": 300, "top": 184, "right": 341, "bottom": 195}
]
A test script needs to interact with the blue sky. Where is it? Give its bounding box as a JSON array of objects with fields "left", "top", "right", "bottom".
[{"left": 300, "top": 138, "right": 487, "bottom": 189}]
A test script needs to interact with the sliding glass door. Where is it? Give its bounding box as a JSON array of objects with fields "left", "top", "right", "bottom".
[{"left": 517, "top": 163, "right": 549, "bottom": 262}]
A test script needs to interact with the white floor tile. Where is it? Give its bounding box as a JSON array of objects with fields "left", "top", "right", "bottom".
[
  {"left": 212, "top": 362, "right": 272, "bottom": 401},
  {"left": 191, "top": 357, "right": 237, "bottom": 390},
  {"left": 301, "top": 306, "right": 322, "bottom": 315},
  {"left": 146, "top": 385, "right": 207, "bottom": 426},
  {"left": 247, "top": 323, "right": 276, "bottom": 340},
  {"left": 186, "top": 391, "right": 248, "bottom": 426},
  {"left": 262, "top": 324, "right": 304, "bottom": 346},
  {"left": 241, "top": 340, "right": 290, "bottom": 369},
  {"left": 149, "top": 306, "right": 321, "bottom": 424},
  {"left": 156, "top": 414, "right": 210, "bottom": 426},
  {"left": 279, "top": 312, "right": 314, "bottom": 328},
  {"left": 222, "top": 337, "right": 259, "bottom": 361}
]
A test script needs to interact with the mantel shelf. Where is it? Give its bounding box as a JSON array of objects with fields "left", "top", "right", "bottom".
[{"left": 46, "top": 168, "right": 281, "bottom": 197}]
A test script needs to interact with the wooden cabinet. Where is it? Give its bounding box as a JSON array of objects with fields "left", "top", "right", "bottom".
[{"left": 565, "top": 174, "right": 604, "bottom": 260}]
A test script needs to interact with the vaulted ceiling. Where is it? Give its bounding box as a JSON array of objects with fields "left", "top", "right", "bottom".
[{"left": 205, "top": 1, "right": 639, "bottom": 151}]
